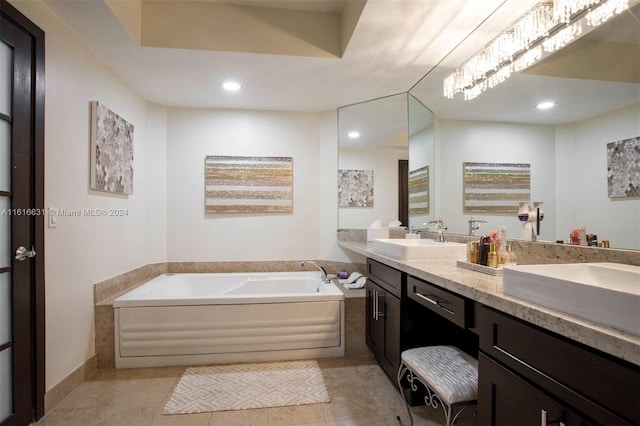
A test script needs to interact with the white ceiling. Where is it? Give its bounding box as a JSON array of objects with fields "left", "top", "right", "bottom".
[
  {"left": 41, "top": 0, "right": 639, "bottom": 126},
  {"left": 42, "top": 0, "right": 510, "bottom": 112}
]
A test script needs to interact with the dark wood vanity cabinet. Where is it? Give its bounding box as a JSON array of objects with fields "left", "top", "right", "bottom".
[
  {"left": 363, "top": 257, "right": 639, "bottom": 425},
  {"left": 365, "top": 259, "right": 404, "bottom": 380},
  {"left": 365, "top": 279, "right": 401, "bottom": 379},
  {"left": 479, "top": 353, "right": 594, "bottom": 426},
  {"left": 477, "top": 305, "right": 639, "bottom": 426}
]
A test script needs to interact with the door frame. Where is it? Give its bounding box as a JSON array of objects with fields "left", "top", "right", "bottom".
[
  {"left": 398, "top": 159, "right": 408, "bottom": 227},
  {"left": 0, "top": 0, "right": 45, "bottom": 421}
]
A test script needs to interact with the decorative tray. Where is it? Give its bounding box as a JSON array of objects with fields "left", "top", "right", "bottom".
[{"left": 456, "top": 260, "right": 504, "bottom": 276}]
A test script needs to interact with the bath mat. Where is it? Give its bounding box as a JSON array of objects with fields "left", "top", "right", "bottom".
[{"left": 163, "top": 360, "right": 330, "bottom": 414}]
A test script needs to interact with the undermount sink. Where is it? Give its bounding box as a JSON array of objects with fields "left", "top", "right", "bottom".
[
  {"left": 372, "top": 238, "right": 467, "bottom": 260},
  {"left": 503, "top": 263, "right": 640, "bottom": 336}
]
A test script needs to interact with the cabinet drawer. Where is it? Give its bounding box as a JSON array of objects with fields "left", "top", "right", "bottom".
[
  {"left": 367, "top": 258, "right": 403, "bottom": 298},
  {"left": 407, "top": 276, "right": 468, "bottom": 328},
  {"left": 477, "top": 305, "right": 639, "bottom": 425}
]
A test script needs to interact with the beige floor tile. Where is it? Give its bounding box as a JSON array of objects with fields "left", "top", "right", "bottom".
[
  {"left": 35, "top": 407, "right": 104, "bottom": 426},
  {"left": 208, "top": 408, "right": 269, "bottom": 425},
  {"left": 325, "top": 416, "right": 386, "bottom": 426},
  {"left": 36, "top": 357, "right": 476, "bottom": 426},
  {"left": 152, "top": 412, "right": 212, "bottom": 425},
  {"left": 321, "top": 390, "right": 378, "bottom": 422},
  {"left": 266, "top": 404, "right": 326, "bottom": 425},
  {"left": 93, "top": 406, "right": 158, "bottom": 426}
]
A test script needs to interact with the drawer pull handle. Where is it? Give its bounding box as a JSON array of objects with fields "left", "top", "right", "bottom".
[
  {"left": 415, "top": 292, "right": 454, "bottom": 315},
  {"left": 372, "top": 289, "right": 385, "bottom": 320},
  {"left": 373, "top": 289, "right": 378, "bottom": 320},
  {"left": 541, "top": 408, "right": 567, "bottom": 426}
]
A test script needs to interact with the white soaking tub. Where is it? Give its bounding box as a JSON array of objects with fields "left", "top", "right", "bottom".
[{"left": 113, "top": 272, "right": 345, "bottom": 368}]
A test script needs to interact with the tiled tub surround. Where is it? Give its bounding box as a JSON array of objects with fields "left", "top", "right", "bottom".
[
  {"left": 95, "top": 260, "right": 368, "bottom": 370},
  {"left": 337, "top": 239, "right": 640, "bottom": 366}
]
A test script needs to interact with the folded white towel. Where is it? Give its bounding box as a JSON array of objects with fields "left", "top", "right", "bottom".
[
  {"left": 339, "top": 272, "right": 363, "bottom": 285},
  {"left": 343, "top": 276, "right": 367, "bottom": 289}
]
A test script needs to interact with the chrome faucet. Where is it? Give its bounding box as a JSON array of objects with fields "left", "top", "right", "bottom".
[
  {"left": 468, "top": 217, "right": 488, "bottom": 236},
  {"left": 300, "top": 260, "right": 330, "bottom": 282},
  {"left": 427, "top": 217, "right": 448, "bottom": 242}
]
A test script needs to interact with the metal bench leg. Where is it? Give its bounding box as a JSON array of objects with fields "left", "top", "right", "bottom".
[
  {"left": 397, "top": 363, "right": 414, "bottom": 426},
  {"left": 398, "top": 363, "right": 474, "bottom": 426}
]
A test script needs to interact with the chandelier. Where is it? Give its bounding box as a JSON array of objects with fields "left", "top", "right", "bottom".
[{"left": 443, "top": 0, "right": 632, "bottom": 101}]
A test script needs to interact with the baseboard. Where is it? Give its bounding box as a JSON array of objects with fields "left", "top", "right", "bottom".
[{"left": 44, "top": 355, "right": 97, "bottom": 413}]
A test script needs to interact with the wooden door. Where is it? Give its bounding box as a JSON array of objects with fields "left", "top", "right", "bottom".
[{"left": 0, "top": 2, "right": 45, "bottom": 424}]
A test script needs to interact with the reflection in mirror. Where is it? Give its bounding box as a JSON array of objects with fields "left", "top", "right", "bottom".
[
  {"left": 408, "top": 95, "right": 435, "bottom": 229},
  {"left": 338, "top": 94, "right": 409, "bottom": 229},
  {"left": 409, "top": 2, "right": 640, "bottom": 250}
]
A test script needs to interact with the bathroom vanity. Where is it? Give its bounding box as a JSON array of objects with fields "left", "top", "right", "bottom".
[{"left": 343, "top": 240, "right": 639, "bottom": 425}]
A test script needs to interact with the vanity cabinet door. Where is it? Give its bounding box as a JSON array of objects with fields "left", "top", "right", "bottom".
[
  {"left": 365, "top": 280, "right": 384, "bottom": 358},
  {"left": 382, "top": 290, "right": 401, "bottom": 376},
  {"left": 366, "top": 279, "right": 402, "bottom": 380},
  {"left": 478, "top": 353, "right": 594, "bottom": 426}
]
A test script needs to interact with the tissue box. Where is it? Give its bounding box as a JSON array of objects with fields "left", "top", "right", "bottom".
[{"left": 367, "top": 227, "right": 389, "bottom": 242}]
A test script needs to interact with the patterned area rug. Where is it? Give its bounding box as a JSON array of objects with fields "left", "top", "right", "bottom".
[{"left": 163, "top": 360, "right": 331, "bottom": 414}]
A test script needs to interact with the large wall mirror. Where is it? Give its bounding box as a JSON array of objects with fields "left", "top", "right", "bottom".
[
  {"left": 338, "top": 93, "right": 435, "bottom": 230},
  {"left": 408, "top": 1, "right": 639, "bottom": 250},
  {"left": 338, "top": 94, "right": 409, "bottom": 229},
  {"left": 339, "top": 1, "right": 638, "bottom": 250},
  {"left": 408, "top": 95, "right": 435, "bottom": 229}
]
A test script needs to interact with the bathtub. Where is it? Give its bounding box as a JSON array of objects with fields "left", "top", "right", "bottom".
[{"left": 113, "top": 272, "right": 345, "bottom": 368}]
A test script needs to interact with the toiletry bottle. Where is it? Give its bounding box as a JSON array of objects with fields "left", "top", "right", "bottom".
[
  {"left": 498, "top": 226, "right": 508, "bottom": 264},
  {"left": 506, "top": 243, "right": 518, "bottom": 265},
  {"left": 479, "top": 236, "right": 490, "bottom": 266},
  {"left": 488, "top": 242, "right": 498, "bottom": 268},
  {"left": 467, "top": 242, "right": 477, "bottom": 264},
  {"left": 498, "top": 226, "right": 507, "bottom": 253}
]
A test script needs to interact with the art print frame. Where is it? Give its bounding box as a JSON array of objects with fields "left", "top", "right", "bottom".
[
  {"left": 338, "top": 169, "right": 374, "bottom": 208},
  {"left": 90, "top": 101, "right": 134, "bottom": 195},
  {"left": 607, "top": 136, "right": 640, "bottom": 199},
  {"left": 463, "top": 162, "right": 530, "bottom": 214},
  {"left": 205, "top": 155, "right": 293, "bottom": 214}
]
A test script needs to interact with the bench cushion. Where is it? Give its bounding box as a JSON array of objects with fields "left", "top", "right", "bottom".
[{"left": 401, "top": 346, "right": 478, "bottom": 405}]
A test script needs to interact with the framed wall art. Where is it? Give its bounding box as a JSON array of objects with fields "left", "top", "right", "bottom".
[
  {"left": 408, "top": 165, "right": 429, "bottom": 216},
  {"left": 607, "top": 136, "right": 640, "bottom": 198},
  {"left": 463, "top": 162, "right": 530, "bottom": 213},
  {"left": 338, "top": 169, "right": 374, "bottom": 207},
  {"left": 205, "top": 156, "right": 293, "bottom": 214},
  {"left": 90, "top": 101, "right": 134, "bottom": 195}
]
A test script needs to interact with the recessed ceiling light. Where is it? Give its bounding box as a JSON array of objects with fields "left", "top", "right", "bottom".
[
  {"left": 536, "top": 101, "right": 555, "bottom": 110},
  {"left": 222, "top": 81, "right": 242, "bottom": 91},
  {"left": 348, "top": 131, "right": 360, "bottom": 139}
]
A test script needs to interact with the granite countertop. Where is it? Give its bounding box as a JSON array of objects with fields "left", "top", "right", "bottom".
[{"left": 338, "top": 240, "right": 640, "bottom": 366}]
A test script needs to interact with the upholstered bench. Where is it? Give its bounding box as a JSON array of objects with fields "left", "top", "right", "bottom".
[{"left": 397, "top": 346, "right": 478, "bottom": 426}]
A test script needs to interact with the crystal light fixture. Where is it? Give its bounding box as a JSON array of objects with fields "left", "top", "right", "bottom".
[
  {"left": 554, "top": 0, "right": 601, "bottom": 22},
  {"left": 443, "top": 0, "right": 631, "bottom": 101}
]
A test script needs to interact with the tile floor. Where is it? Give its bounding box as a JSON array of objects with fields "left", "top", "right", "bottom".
[{"left": 35, "top": 356, "right": 477, "bottom": 426}]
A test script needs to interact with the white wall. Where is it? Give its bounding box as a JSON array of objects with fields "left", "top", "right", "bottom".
[
  {"left": 556, "top": 103, "right": 640, "bottom": 249},
  {"left": 437, "top": 119, "right": 556, "bottom": 240},
  {"left": 319, "top": 111, "right": 354, "bottom": 262},
  {"left": 338, "top": 148, "right": 407, "bottom": 229},
  {"left": 10, "top": 0, "right": 168, "bottom": 391},
  {"left": 166, "top": 108, "right": 327, "bottom": 261}
]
